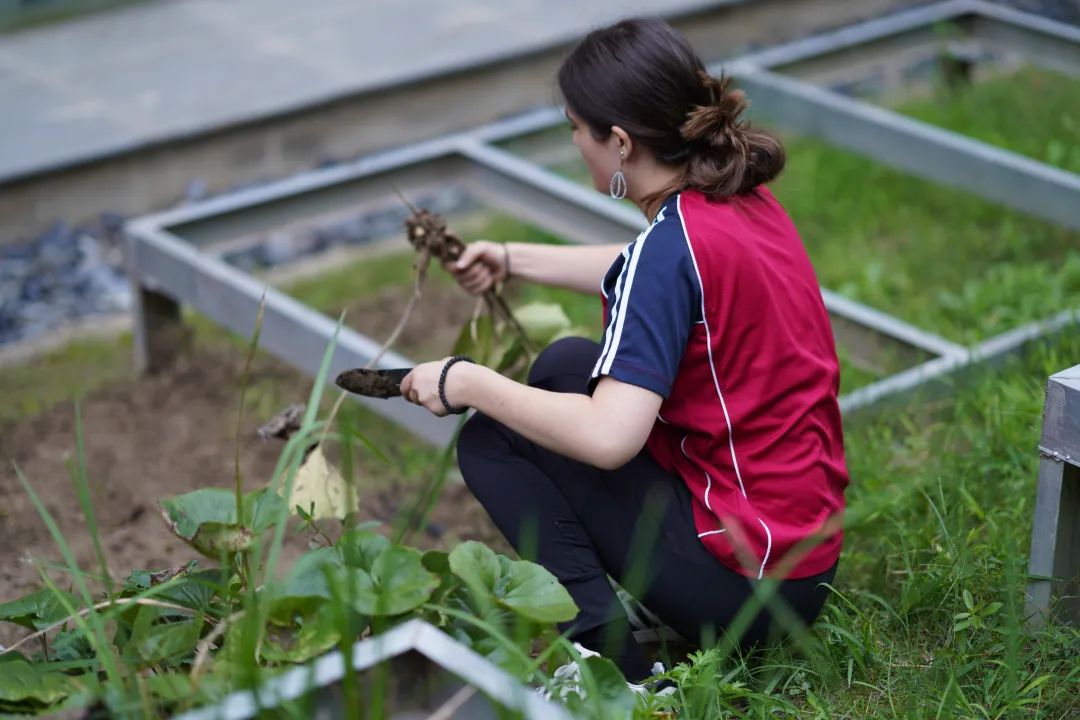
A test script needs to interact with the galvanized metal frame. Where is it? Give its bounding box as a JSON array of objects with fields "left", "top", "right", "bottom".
[
  {"left": 118, "top": 2, "right": 1080, "bottom": 714},
  {"left": 728, "top": 0, "right": 1080, "bottom": 231},
  {"left": 171, "top": 619, "right": 574, "bottom": 720}
]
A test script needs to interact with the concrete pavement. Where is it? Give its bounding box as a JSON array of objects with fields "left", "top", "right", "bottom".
[{"left": 0, "top": 0, "right": 728, "bottom": 183}]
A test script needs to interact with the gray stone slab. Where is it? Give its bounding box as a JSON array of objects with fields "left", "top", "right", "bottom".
[{"left": 0, "top": 0, "right": 730, "bottom": 181}]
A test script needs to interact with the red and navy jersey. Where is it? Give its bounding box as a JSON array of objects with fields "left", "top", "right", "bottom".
[{"left": 591, "top": 188, "right": 848, "bottom": 580}]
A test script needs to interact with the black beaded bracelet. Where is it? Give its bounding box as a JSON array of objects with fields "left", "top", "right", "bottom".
[{"left": 438, "top": 355, "right": 474, "bottom": 415}]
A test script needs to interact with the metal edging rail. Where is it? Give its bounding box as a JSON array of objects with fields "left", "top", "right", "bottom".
[{"left": 170, "top": 619, "right": 574, "bottom": 720}]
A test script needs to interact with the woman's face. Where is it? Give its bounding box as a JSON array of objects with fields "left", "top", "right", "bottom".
[{"left": 567, "top": 107, "right": 621, "bottom": 194}]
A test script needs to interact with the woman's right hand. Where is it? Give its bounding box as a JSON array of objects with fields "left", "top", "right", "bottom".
[{"left": 445, "top": 240, "right": 509, "bottom": 295}]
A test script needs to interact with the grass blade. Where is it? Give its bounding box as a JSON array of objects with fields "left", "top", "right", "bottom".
[
  {"left": 68, "top": 402, "right": 113, "bottom": 595},
  {"left": 14, "top": 463, "right": 124, "bottom": 686},
  {"left": 235, "top": 290, "right": 268, "bottom": 533}
]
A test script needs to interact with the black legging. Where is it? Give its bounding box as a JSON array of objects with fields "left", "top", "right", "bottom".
[{"left": 457, "top": 337, "right": 835, "bottom": 680}]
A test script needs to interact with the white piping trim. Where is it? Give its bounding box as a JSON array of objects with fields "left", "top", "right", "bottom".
[
  {"left": 592, "top": 245, "right": 631, "bottom": 378},
  {"left": 600, "top": 233, "right": 649, "bottom": 376},
  {"left": 697, "top": 529, "right": 727, "bottom": 538},
  {"left": 656, "top": 412, "right": 670, "bottom": 424},
  {"left": 703, "top": 473, "right": 713, "bottom": 511},
  {"left": 593, "top": 207, "right": 668, "bottom": 379},
  {"left": 757, "top": 517, "right": 773, "bottom": 580}
]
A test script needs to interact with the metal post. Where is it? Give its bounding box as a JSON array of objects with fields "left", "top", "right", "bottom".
[
  {"left": 131, "top": 283, "right": 188, "bottom": 374},
  {"left": 1026, "top": 367, "right": 1080, "bottom": 628}
]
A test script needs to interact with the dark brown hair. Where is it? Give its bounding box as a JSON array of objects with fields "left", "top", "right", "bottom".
[{"left": 557, "top": 17, "right": 785, "bottom": 200}]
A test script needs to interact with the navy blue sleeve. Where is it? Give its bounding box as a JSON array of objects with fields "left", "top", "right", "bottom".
[{"left": 589, "top": 212, "right": 698, "bottom": 398}]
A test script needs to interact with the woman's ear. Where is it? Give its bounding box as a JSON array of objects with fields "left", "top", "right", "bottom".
[{"left": 610, "top": 125, "right": 634, "bottom": 161}]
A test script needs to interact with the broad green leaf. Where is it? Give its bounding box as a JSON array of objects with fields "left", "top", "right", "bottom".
[
  {"left": 41, "top": 629, "right": 94, "bottom": 663},
  {"left": 159, "top": 488, "right": 286, "bottom": 558},
  {"left": 0, "top": 659, "right": 73, "bottom": 705},
  {"left": 420, "top": 550, "right": 459, "bottom": 611},
  {"left": 336, "top": 529, "right": 391, "bottom": 571},
  {"left": 448, "top": 542, "right": 502, "bottom": 596},
  {"left": 421, "top": 549, "right": 450, "bottom": 576},
  {"left": 452, "top": 312, "right": 496, "bottom": 365},
  {"left": 342, "top": 548, "right": 439, "bottom": 616},
  {"left": 121, "top": 604, "right": 201, "bottom": 667},
  {"left": 155, "top": 570, "right": 225, "bottom": 614},
  {"left": 514, "top": 302, "right": 573, "bottom": 345},
  {"left": 245, "top": 487, "right": 287, "bottom": 534},
  {"left": 268, "top": 547, "right": 340, "bottom": 621},
  {"left": 498, "top": 558, "right": 578, "bottom": 624},
  {"left": 261, "top": 605, "right": 341, "bottom": 664},
  {"left": 142, "top": 671, "right": 227, "bottom": 709},
  {"left": 142, "top": 672, "right": 193, "bottom": 703},
  {"left": 494, "top": 337, "right": 528, "bottom": 375},
  {"left": 122, "top": 566, "right": 223, "bottom": 614},
  {"left": 0, "top": 588, "right": 80, "bottom": 630},
  {"left": 449, "top": 542, "right": 577, "bottom": 624},
  {"left": 124, "top": 611, "right": 201, "bottom": 667},
  {"left": 279, "top": 445, "right": 358, "bottom": 521},
  {"left": 159, "top": 488, "right": 239, "bottom": 539}
]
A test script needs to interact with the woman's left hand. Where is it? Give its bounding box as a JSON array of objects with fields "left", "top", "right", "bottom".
[{"left": 400, "top": 358, "right": 461, "bottom": 416}]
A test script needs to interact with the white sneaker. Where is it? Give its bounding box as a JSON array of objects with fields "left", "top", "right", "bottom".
[
  {"left": 627, "top": 661, "right": 676, "bottom": 697},
  {"left": 536, "top": 642, "right": 599, "bottom": 701},
  {"left": 538, "top": 646, "right": 676, "bottom": 702}
]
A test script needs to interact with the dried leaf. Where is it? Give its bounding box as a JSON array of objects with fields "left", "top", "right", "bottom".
[{"left": 280, "top": 445, "right": 358, "bottom": 521}]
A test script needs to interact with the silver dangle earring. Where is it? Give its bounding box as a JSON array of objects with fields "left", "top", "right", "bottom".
[{"left": 609, "top": 149, "right": 627, "bottom": 200}]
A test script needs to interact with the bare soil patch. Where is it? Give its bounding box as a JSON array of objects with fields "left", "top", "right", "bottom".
[{"left": 0, "top": 279, "right": 506, "bottom": 646}]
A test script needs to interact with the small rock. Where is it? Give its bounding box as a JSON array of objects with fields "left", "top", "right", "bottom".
[
  {"left": 185, "top": 177, "right": 208, "bottom": 202},
  {"left": 257, "top": 231, "right": 298, "bottom": 267}
]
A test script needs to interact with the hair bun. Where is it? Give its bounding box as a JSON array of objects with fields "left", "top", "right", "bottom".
[
  {"left": 679, "top": 70, "right": 785, "bottom": 196},
  {"left": 680, "top": 71, "right": 749, "bottom": 148}
]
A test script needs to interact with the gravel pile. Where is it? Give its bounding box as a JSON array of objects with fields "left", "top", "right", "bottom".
[{"left": 0, "top": 175, "right": 474, "bottom": 347}]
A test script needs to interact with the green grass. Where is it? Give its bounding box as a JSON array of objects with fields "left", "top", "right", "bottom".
[
  {"left": 647, "top": 327, "right": 1080, "bottom": 718},
  {"left": 899, "top": 66, "right": 1080, "bottom": 175},
  {"left": 0, "top": 335, "right": 135, "bottom": 427},
  {"left": 773, "top": 136, "right": 1080, "bottom": 345},
  {"left": 778, "top": 65, "right": 1080, "bottom": 344}
]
